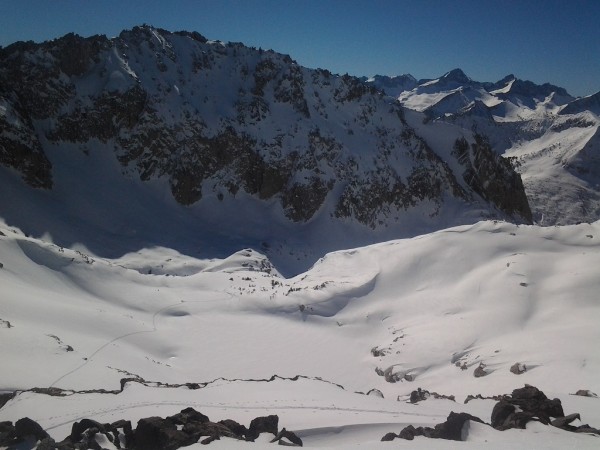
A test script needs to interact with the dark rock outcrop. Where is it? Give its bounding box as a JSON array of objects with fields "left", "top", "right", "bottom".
[
  {"left": 385, "top": 385, "right": 600, "bottom": 443},
  {"left": 246, "top": 414, "right": 279, "bottom": 442},
  {"left": 14, "top": 417, "right": 50, "bottom": 442},
  {"left": 452, "top": 134, "right": 532, "bottom": 222},
  {"left": 0, "top": 25, "right": 532, "bottom": 236},
  {"left": 133, "top": 416, "right": 196, "bottom": 450},
  {"left": 386, "top": 411, "right": 485, "bottom": 442}
]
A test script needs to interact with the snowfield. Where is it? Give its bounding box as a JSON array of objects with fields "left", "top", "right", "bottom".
[{"left": 1, "top": 218, "right": 599, "bottom": 448}]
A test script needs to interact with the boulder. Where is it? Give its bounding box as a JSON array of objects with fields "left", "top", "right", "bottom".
[
  {"left": 218, "top": 419, "right": 247, "bottom": 439},
  {"left": 15, "top": 417, "right": 50, "bottom": 442},
  {"left": 409, "top": 388, "right": 429, "bottom": 403},
  {"left": 491, "top": 401, "right": 516, "bottom": 428},
  {"left": 398, "top": 425, "right": 417, "bottom": 440},
  {"left": 394, "top": 412, "right": 484, "bottom": 441},
  {"left": 434, "top": 412, "right": 484, "bottom": 441},
  {"left": 70, "top": 418, "right": 106, "bottom": 442},
  {"left": 574, "top": 389, "right": 598, "bottom": 397},
  {"left": 366, "top": 388, "right": 384, "bottom": 398},
  {"left": 551, "top": 413, "right": 581, "bottom": 431},
  {"left": 133, "top": 416, "right": 195, "bottom": 450},
  {"left": 167, "top": 407, "right": 209, "bottom": 425},
  {"left": 182, "top": 421, "right": 238, "bottom": 440},
  {"left": 473, "top": 364, "right": 489, "bottom": 378},
  {"left": 247, "top": 414, "right": 279, "bottom": 441},
  {"left": 510, "top": 362, "right": 526, "bottom": 374},
  {"left": 381, "top": 432, "right": 398, "bottom": 441},
  {"left": 0, "top": 421, "right": 15, "bottom": 446},
  {"left": 270, "top": 427, "right": 303, "bottom": 446}
]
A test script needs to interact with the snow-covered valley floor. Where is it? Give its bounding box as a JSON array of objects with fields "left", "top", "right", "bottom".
[{"left": 1, "top": 219, "right": 599, "bottom": 448}]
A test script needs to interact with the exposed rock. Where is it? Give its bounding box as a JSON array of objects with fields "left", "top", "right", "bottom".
[
  {"left": 551, "top": 413, "right": 581, "bottom": 430},
  {"left": 270, "top": 427, "right": 303, "bottom": 446},
  {"left": 0, "top": 392, "right": 15, "bottom": 409},
  {"left": 510, "top": 362, "right": 527, "bottom": 374},
  {"left": 452, "top": 134, "right": 532, "bottom": 222},
  {"left": 491, "top": 385, "right": 565, "bottom": 430},
  {"left": 366, "top": 388, "right": 384, "bottom": 398},
  {"left": 182, "top": 421, "right": 238, "bottom": 440},
  {"left": 167, "top": 407, "right": 209, "bottom": 426},
  {"left": 133, "top": 416, "right": 195, "bottom": 450},
  {"left": 0, "top": 421, "right": 15, "bottom": 446},
  {"left": 473, "top": 363, "right": 489, "bottom": 378},
  {"left": 574, "top": 389, "right": 598, "bottom": 398},
  {"left": 218, "top": 419, "right": 247, "bottom": 439},
  {"left": 70, "top": 418, "right": 106, "bottom": 442},
  {"left": 14, "top": 417, "right": 50, "bottom": 442},
  {"left": 409, "top": 388, "right": 429, "bottom": 403},
  {"left": 246, "top": 414, "right": 279, "bottom": 441},
  {"left": 391, "top": 411, "right": 484, "bottom": 442},
  {"left": 0, "top": 26, "right": 533, "bottom": 235},
  {"left": 381, "top": 431, "right": 398, "bottom": 441}
]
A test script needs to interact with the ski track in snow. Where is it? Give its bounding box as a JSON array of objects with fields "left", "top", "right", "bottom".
[{"left": 49, "top": 294, "right": 236, "bottom": 388}]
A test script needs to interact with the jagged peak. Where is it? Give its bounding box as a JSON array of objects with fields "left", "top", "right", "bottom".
[{"left": 440, "top": 68, "right": 471, "bottom": 84}]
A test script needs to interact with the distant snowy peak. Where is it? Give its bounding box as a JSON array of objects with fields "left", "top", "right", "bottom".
[
  {"left": 366, "top": 69, "right": 578, "bottom": 121},
  {"left": 560, "top": 91, "right": 600, "bottom": 116},
  {"left": 438, "top": 68, "right": 472, "bottom": 85},
  {"left": 361, "top": 74, "right": 417, "bottom": 97}
]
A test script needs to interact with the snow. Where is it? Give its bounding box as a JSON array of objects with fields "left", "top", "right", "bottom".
[{"left": 1, "top": 218, "right": 599, "bottom": 448}]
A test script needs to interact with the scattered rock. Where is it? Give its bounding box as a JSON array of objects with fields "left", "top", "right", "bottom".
[
  {"left": 409, "top": 388, "right": 429, "bottom": 403},
  {"left": 388, "top": 411, "right": 485, "bottom": 442},
  {"left": 366, "top": 388, "right": 384, "bottom": 398},
  {"left": 492, "top": 385, "right": 565, "bottom": 430},
  {"left": 574, "top": 389, "right": 598, "bottom": 398},
  {"left": 386, "top": 385, "right": 600, "bottom": 443},
  {"left": 246, "top": 414, "right": 279, "bottom": 442},
  {"left": 270, "top": 427, "right": 303, "bottom": 446},
  {"left": 218, "top": 419, "right": 247, "bottom": 439},
  {"left": 134, "top": 416, "right": 196, "bottom": 450},
  {"left": 510, "top": 362, "right": 527, "bottom": 374},
  {"left": 0, "top": 421, "right": 15, "bottom": 446},
  {"left": 473, "top": 363, "right": 489, "bottom": 378},
  {"left": 15, "top": 417, "right": 50, "bottom": 442},
  {"left": 167, "top": 407, "right": 209, "bottom": 425},
  {"left": 381, "top": 431, "right": 398, "bottom": 441}
]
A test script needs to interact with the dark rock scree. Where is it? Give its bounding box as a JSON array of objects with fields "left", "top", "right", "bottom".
[
  {"left": 0, "top": 410, "right": 302, "bottom": 449},
  {"left": 383, "top": 385, "right": 599, "bottom": 442}
]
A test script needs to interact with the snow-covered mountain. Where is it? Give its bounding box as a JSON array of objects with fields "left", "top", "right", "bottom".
[
  {"left": 0, "top": 26, "right": 532, "bottom": 274},
  {"left": 368, "top": 69, "right": 600, "bottom": 225}
]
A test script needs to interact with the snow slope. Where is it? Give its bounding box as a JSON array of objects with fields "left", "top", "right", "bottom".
[{"left": 1, "top": 218, "right": 599, "bottom": 448}]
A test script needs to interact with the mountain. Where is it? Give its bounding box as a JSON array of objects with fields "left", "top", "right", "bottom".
[
  {"left": 367, "top": 70, "right": 600, "bottom": 226},
  {"left": 0, "top": 26, "right": 531, "bottom": 274},
  {"left": 1, "top": 26, "right": 600, "bottom": 449}
]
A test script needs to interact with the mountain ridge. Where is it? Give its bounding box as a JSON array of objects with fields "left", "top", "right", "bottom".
[{"left": 0, "top": 25, "right": 533, "bottom": 273}]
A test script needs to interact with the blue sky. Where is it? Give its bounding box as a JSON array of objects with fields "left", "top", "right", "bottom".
[{"left": 1, "top": 0, "right": 598, "bottom": 96}]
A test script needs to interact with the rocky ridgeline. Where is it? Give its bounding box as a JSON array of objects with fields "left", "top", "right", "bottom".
[
  {"left": 383, "top": 385, "right": 599, "bottom": 442},
  {"left": 0, "top": 409, "right": 302, "bottom": 449},
  {"left": 0, "top": 25, "right": 531, "bottom": 229}
]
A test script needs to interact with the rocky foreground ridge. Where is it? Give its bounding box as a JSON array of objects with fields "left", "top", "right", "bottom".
[
  {"left": 0, "top": 25, "right": 531, "bottom": 233},
  {"left": 1, "top": 385, "right": 597, "bottom": 448}
]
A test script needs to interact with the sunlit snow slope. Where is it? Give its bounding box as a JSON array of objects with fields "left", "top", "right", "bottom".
[{"left": 1, "top": 219, "right": 599, "bottom": 448}]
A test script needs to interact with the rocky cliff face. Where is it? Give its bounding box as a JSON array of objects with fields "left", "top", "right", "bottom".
[{"left": 0, "top": 26, "right": 531, "bottom": 238}]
